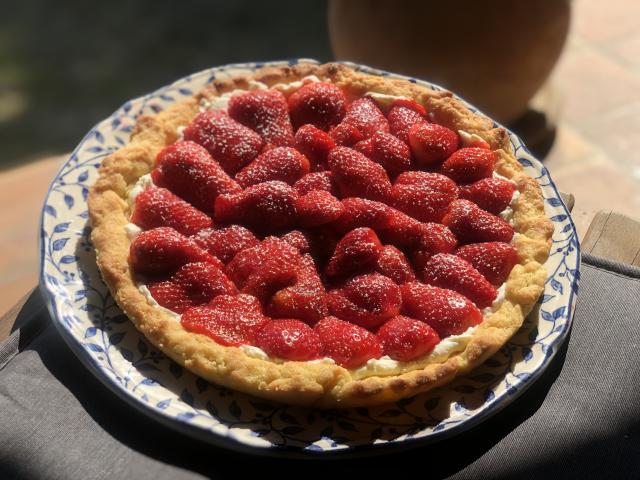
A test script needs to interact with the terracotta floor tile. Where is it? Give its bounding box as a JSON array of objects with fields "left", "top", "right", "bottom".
[
  {"left": 579, "top": 102, "right": 640, "bottom": 174},
  {"left": 573, "top": 0, "right": 640, "bottom": 44},
  {"left": 605, "top": 32, "right": 640, "bottom": 72},
  {"left": 544, "top": 123, "right": 602, "bottom": 171},
  {"left": 552, "top": 48, "right": 640, "bottom": 126},
  {"left": 0, "top": 155, "right": 66, "bottom": 314}
]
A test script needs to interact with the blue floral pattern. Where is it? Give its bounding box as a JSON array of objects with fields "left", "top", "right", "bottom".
[{"left": 39, "top": 59, "right": 580, "bottom": 455}]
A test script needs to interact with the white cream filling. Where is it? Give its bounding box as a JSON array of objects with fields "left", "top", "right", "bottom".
[
  {"left": 365, "top": 92, "right": 407, "bottom": 112},
  {"left": 458, "top": 129, "right": 490, "bottom": 149},
  {"left": 272, "top": 75, "right": 320, "bottom": 95},
  {"left": 127, "top": 173, "right": 153, "bottom": 206}
]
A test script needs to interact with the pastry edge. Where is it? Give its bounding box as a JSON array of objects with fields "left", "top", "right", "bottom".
[{"left": 88, "top": 62, "right": 553, "bottom": 408}]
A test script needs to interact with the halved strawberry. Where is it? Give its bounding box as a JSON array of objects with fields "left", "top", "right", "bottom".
[
  {"left": 401, "top": 282, "right": 483, "bottom": 338},
  {"left": 293, "top": 171, "right": 338, "bottom": 196},
  {"left": 421, "top": 253, "right": 497, "bottom": 309},
  {"left": 181, "top": 294, "right": 268, "bottom": 346},
  {"left": 440, "top": 147, "right": 495, "bottom": 184},
  {"left": 225, "top": 237, "right": 301, "bottom": 301},
  {"left": 391, "top": 172, "right": 458, "bottom": 223},
  {"left": 410, "top": 222, "right": 459, "bottom": 270},
  {"left": 296, "top": 190, "right": 344, "bottom": 227},
  {"left": 214, "top": 181, "right": 298, "bottom": 233},
  {"left": 341, "top": 97, "right": 390, "bottom": 138},
  {"left": 131, "top": 186, "right": 212, "bottom": 236},
  {"left": 288, "top": 82, "right": 347, "bottom": 131},
  {"left": 327, "top": 146, "right": 392, "bottom": 202},
  {"left": 374, "top": 245, "right": 416, "bottom": 284},
  {"left": 294, "top": 124, "right": 336, "bottom": 170},
  {"left": 268, "top": 254, "right": 328, "bottom": 325},
  {"left": 173, "top": 261, "right": 237, "bottom": 305},
  {"left": 355, "top": 132, "right": 412, "bottom": 178},
  {"left": 183, "top": 111, "right": 263, "bottom": 175},
  {"left": 129, "top": 227, "right": 217, "bottom": 277},
  {"left": 408, "top": 122, "right": 459, "bottom": 167},
  {"left": 314, "top": 316, "right": 383, "bottom": 368},
  {"left": 153, "top": 141, "right": 241, "bottom": 213},
  {"left": 235, "top": 147, "right": 310, "bottom": 188},
  {"left": 459, "top": 177, "right": 516, "bottom": 214},
  {"left": 227, "top": 89, "right": 294, "bottom": 147},
  {"left": 331, "top": 197, "right": 394, "bottom": 234},
  {"left": 327, "top": 273, "right": 401, "bottom": 330},
  {"left": 255, "top": 319, "right": 322, "bottom": 361},
  {"left": 377, "top": 315, "right": 440, "bottom": 361},
  {"left": 192, "top": 225, "right": 259, "bottom": 264},
  {"left": 442, "top": 199, "right": 514, "bottom": 244},
  {"left": 279, "top": 230, "right": 311, "bottom": 254},
  {"left": 329, "top": 121, "right": 365, "bottom": 147},
  {"left": 388, "top": 102, "right": 427, "bottom": 144},
  {"left": 456, "top": 242, "right": 518, "bottom": 286},
  {"left": 325, "top": 227, "right": 382, "bottom": 277},
  {"left": 147, "top": 280, "right": 192, "bottom": 313}
]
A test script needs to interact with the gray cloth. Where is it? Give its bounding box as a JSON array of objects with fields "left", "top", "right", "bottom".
[{"left": 1, "top": 253, "right": 639, "bottom": 479}]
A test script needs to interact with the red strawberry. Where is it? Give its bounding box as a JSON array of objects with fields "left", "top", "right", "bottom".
[
  {"left": 456, "top": 242, "right": 518, "bottom": 286},
  {"left": 225, "top": 237, "right": 301, "bottom": 301},
  {"left": 329, "top": 121, "right": 365, "bottom": 147},
  {"left": 288, "top": 82, "right": 347, "bottom": 131},
  {"left": 293, "top": 171, "right": 338, "bottom": 196},
  {"left": 181, "top": 294, "right": 268, "bottom": 346},
  {"left": 327, "top": 273, "right": 401, "bottom": 330},
  {"left": 401, "top": 282, "right": 483, "bottom": 338},
  {"left": 390, "top": 98, "right": 426, "bottom": 116},
  {"left": 192, "top": 225, "right": 259, "bottom": 264},
  {"left": 296, "top": 190, "right": 344, "bottom": 227},
  {"left": 129, "top": 227, "right": 217, "bottom": 277},
  {"left": 279, "top": 230, "right": 311, "bottom": 254},
  {"left": 341, "top": 97, "right": 390, "bottom": 138},
  {"left": 391, "top": 172, "right": 458, "bottom": 223},
  {"left": 325, "top": 228, "right": 382, "bottom": 277},
  {"left": 388, "top": 103, "right": 427, "bottom": 144},
  {"left": 440, "top": 147, "right": 495, "bottom": 184},
  {"left": 421, "top": 253, "right": 497, "bottom": 308},
  {"left": 355, "top": 132, "right": 412, "bottom": 178},
  {"left": 214, "top": 181, "right": 298, "bottom": 233},
  {"left": 331, "top": 197, "right": 394, "bottom": 234},
  {"left": 459, "top": 177, "right": 516, "bottom": 214},
  {"left": 227, "top": 89, "right": 294, "bottom": 147},
  {"left": 255, "top": 319, "right": 322, "bottom": 361},
  {"left": 131, "top": 186, "right": 212, "bottom": 236},
  {"left": 294, "top": 124, "right": 336, "bottom": 170},
  {"left": 327, "top": 146, "right": 392, "bottom": 202},
  {"left": 173, "top": 261, "right": 237, "bottom": 305},
  {"left": 377, "top": 316, "right": 440, "bottom": 361},
  {"left": 268, "top": 254, "right": 328, "bottom": 325},
  {"left": 314, "top": 316, "right": 383, "bottom": 368},
  {"left": 411, "top": 222, "right": 459, "bottom": 270},
  {"left": 147, "top": 280, "right": 192, "bottom": 313},
  {"left": 443, "top": 199, "right": 514, "bottom": 244},
  {"left": 374, "top": 245, "right": 416, "bottom": 284},
  {"left": 408, "top": 122, "right": 459, "bottom": 167},
  {"left": 183, "top": 111, "right": 263, "bottom": 175},
  {"left": 153, "top": 141, "right": 241, "bottom": 212},
  {"left": 235, "top": 146, "right": 310, "bottom": 188}
]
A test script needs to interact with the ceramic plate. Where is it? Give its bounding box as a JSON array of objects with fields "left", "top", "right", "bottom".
[{"left": 39, "top": 59, "right": 580, "bottom": 456}]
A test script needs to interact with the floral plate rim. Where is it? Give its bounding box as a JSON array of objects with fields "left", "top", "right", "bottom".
[{"left": 38, "top": 58, "right": 580, "bottom": 457}]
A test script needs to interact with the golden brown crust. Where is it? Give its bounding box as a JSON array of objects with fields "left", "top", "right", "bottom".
[{"left": 88, "top": 62, "right": 552, "bottom": 408}]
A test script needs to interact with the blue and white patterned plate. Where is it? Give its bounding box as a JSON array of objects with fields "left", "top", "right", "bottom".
[{"left": 39, "top": 59, "right": 580, "bottom": 456}]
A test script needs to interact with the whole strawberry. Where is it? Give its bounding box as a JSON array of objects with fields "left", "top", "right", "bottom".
[
  {"left": 288, "top": 82, "right": 347, "bottom": 131},
  {"left": 408, "top": 122, "right": 459, "bottom": 167},
  {"left": 377, "top": 316, "right": 440, "bottom": 361},
  {"left": 442, "top": 199, "right": 514, "bottom": 244},
  {"left": 440, "top": 147, "right": 495, "bottom": 184},
  {"left": 456, "top": 242, "right": 518, "bottom": 286},
  {"left": 235, "top": 146, "right": 310, "bottom": 188},
  {"left": 256, "top": 319, "right": 323, "bottom": 361},
  {"left": 314, "top": 316, "right": 383, "bottom": 368},
  {"left": 459, "top": 177, "right": 516, "bottom": 215}
]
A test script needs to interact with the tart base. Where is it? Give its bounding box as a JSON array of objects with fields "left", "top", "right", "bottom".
[{"left": 88, "top": 62, "right": 552, "bottom": 408}]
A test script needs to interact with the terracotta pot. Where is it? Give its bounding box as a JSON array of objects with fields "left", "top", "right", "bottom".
[{"left": 328, "top": 0, "right": 570, "bottom": 123}]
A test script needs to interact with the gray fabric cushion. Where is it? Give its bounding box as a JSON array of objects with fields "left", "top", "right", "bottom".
[{"left": 1, "top": 253, "right": 639, "bottom": 479}]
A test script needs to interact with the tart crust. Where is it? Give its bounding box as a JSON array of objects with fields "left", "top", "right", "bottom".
[{"left": 88, "top": 62, "right": 553, "bottom": 408}]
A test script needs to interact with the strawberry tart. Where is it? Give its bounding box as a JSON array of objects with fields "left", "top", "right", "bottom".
[{"left": 88, "top": 62, "right": 552, "bottom": 408}]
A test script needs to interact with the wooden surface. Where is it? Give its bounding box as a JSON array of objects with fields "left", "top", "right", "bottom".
[{"left": 583, "top": 211, "right": 640, "bottom": 266}]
